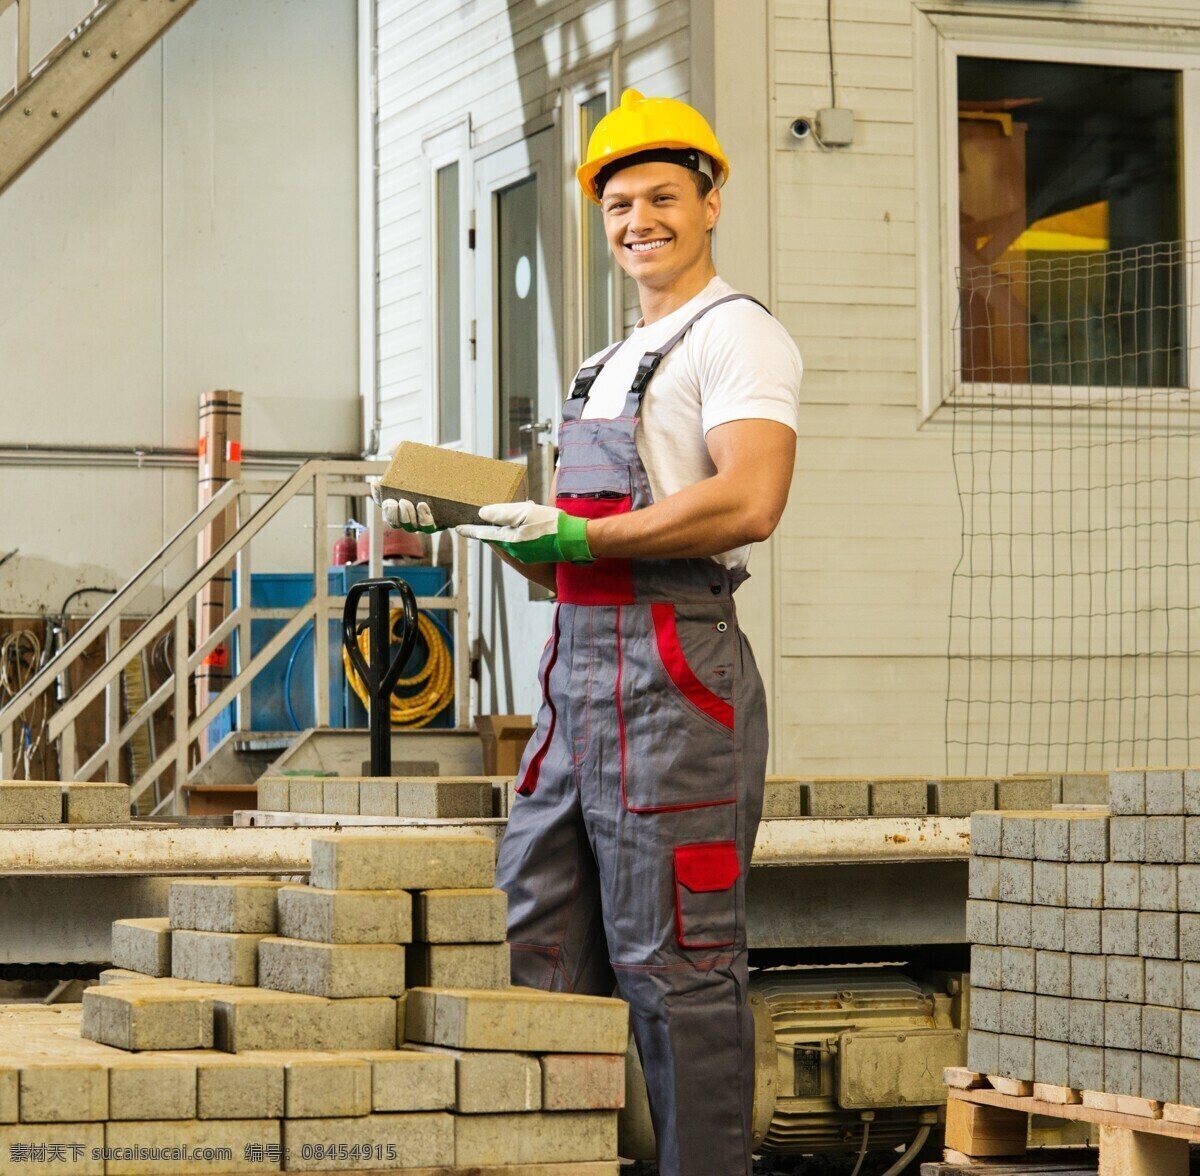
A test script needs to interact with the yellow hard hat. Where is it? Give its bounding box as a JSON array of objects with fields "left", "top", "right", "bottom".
[{"left": 576, "top": 89, "right": 730, "bottom": 205}]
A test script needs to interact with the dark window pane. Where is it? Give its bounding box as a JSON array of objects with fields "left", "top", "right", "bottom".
[
  {"left": 497, "top": 175, "right": 538, "bottom": 459},
  {"left": 436, "top": 163, "right": 461, "bottom": 444},
  {"left": 957, "top": 58, "right": 1183, "bottom": 388}
]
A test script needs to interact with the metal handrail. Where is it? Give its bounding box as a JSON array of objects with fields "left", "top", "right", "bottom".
[{"left": 0, "top": 459, "right": 469, "bottom": 814}]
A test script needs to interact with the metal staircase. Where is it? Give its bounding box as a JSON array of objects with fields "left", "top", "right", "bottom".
[
  {"left": 0, "top": 461, "right": 470, "bottom": 815},
  {"left": 0, "top": 0, "right": 201, "bottom": 194}
]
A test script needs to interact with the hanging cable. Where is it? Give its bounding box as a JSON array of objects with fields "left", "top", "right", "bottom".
[
  {"left": 343, "top": 609, "right": 453, "bottom": 729},
  {"left": 1, "top": 628, "right": 46, "bottom": 778},
  {"left": 827, "top": 0, "right": 837, "bottom": 107}
]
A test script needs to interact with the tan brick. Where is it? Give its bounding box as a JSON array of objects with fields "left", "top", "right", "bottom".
[
  {"left": 282, "top": 1112, "right": 453, "bottom": 1170},
  {"left": 0, "top": 1122, "right": 103, "bottom": 1173},
  {"left": 0, "top": 782, "right": 60, "bottom": 824},
  {"left": 413, "top": 888, "right": 507, "bottom": 943},
  {"left": 323, "top": 780, "right": 360, "bottom": 815},
  {"left": 542, "top": 1052, "right": 625, "bottom": 1110},
  {"left": 396, "top": 778, "right": 494, "bottom": 818},
  {"left": 65, "top": 782, "right": 129, "bottom": 823},
  {"left": 80, "top": 986, "right": 213, "bottom": 1051},
  {"left": 0, "top": 1065, "right": 15, "bottom": 1122},
  {"left": 869, "top": 778, "right": 928, "bottom": 816},
  {"left": 104, "top": 1118, "right": 280, "bottom": 1174},
  {"left": 455, "top": 1110, "right": 618, "bottom": 1165},
  {"left": 289, "top": 778, "right": 325, "bottom": 813},
  {"left": 407, "top": 987, "right": 628, "bottom": 1054},
  {"left": 761, "top": 776, "right": 804, "bottom": 818},
  {"left": 256, "top": 777, "right": 289, "bottom": 812},
  {"left": 352, "top": 1049, "right": 454, "bottom": 1112},
  {"left": 309, "top": 832, "right": 494, "bottom": 891},
  {"left": 18, "top": 1062, "right": 108, "bottom": 1122},
  {"left": 271, "top": 1053, "right": 371, "bottom": 1118},
  {"left": 276, "top": 885, "right": 411, "bottom": 945},
  {"left": 107, "top": 1059, "right": 196, "bottom": 1120},
  {"left": 171, "top": 928, "right": 266, "bottom": 986},
  {"left": 358, "top": 779, "right": 397, "bottom": 816},
  {"left": 169, "top": 879, "right": 282, "bottom": 934},
  {"left": 406, "top": 943, "right": 508, "bottom": 990},
  {"left": 212, "top": 990, "right": 397, "bottom": 1053},
  {"left": 185, "top": 1054, "right": 284, "bottom": 1119},
  {"left": 257, "top": 937, "right": 405, "bottom": 999},
  {"left": 98, "top": 968, "right": 157, "bottom": 986},
  {"left": 110, "top": 917, "right": 172, "bottom": 978},
  {"left": 410, "top": 1044, "right": 539, "bottom": 1113}
]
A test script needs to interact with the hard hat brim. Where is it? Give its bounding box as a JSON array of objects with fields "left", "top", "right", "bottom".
[{"left": 577, "top": 139, "right": 730, "bottom": 205}]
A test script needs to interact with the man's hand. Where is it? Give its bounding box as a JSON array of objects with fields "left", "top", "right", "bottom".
[
  {"left": 369, "top": 479, "right": 442, "bottom": 533},
  {"left": 458, "top": 501, "right": 593, "bottom": 565}
]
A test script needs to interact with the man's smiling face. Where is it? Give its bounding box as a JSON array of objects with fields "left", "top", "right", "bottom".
[{"left": 600, "top": 161, "right": 720, "bottom": 291}]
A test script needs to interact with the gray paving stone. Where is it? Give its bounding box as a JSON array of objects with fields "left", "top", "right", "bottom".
[
  {"left": 999, "top": 859, "right": 1033, "bottom": 904},
  {"left": 967, "top": 1030, "right": 998, "bottom": 1076},
  {"left": 1104, "top": 1002, "right": 1142, "bottom": 1051},
  {"left": 1179, "top": 913, "right": 1200, "bottom": 962},
  {"left": 309, "top": 832, "right": 495, "bottom": 891},
  {"left": 1103, "top": 863, "right": 1141, "bottom": 910},
  {"left": 1069, "top": 815, "right": 1110, "bottom": 863},
  {"left": 1035, "top": 1038, "right": 1070, "bottom": 1086},
  {"left": 1181, "top": 1058, "right": 1200, "bottom": 1106},
  {"left": 1145, "top": 959, "right": 1182, "bottom": 1009},
  {"left": 1188, "top": 818, "right": 1200, "bottom": 864},
  {"left": 1103, "top": 1048, "right": 1141, "bottom": 1098},
  {"left": 969, "top": 811, "right": 1003, "bottom": 856},
  {"left": 1109, "top": 770, "right": 1146, "bottom": 815},
  {"left": 1141, "top": 1053, "right": 1179, "bottom": 1103},
  {"left": 969, "top": 857, "right": 1000, "bottom": 901},
  {"left": 1001, "top": 814, "right": 1038, "bottom": 859},
  {"left": 1186, "top": 770, "right": 1200, "bottom": 817},
  {"left": 998, "top": 1034, "right": 1034, "bottom": 1083},
  {"left": 1105, "top": 956, "right": 1145, "bottom": 1005},
  {"left": 1147, "top": 817, "right": 1187, "bottom": 863},
  {"left": 1035, "top": 995, "right": 1070, "bottom": 1042},
  {"left": 1033, "top": 861, "right": 1067, "bottom": 907},
  {"left": 1146, "top": 770, "right": 1185, "bottom": 816},
  {"left": 1066, "top": 863, "right": 1103, "bottom": 909},
  {"left": 1036, "top": 951, "right": 1071, "bottom": 998},
  {"left": 971, "top": 945, "right": 1002, "bottom": 991},
  {"left": 1001, "top": 947, "right": 1036, "bottom": 992},
  {"left": 1033, "top": 816, "right": 1071, "bottom": 863},
  {"left": 1001, "top": 991, "right": 1035, "bottom": 1037},
  {"left": 1030, "top": 906, "right": 1065, "bottom": 952},
  {"left": 1061, "top": 774, "right": 1108, "bottom": 806},
  {"left": 1100, "top": 909, "right": 1138, "bottom": 956},
  {"left": 1070, "top": 954, "right": 1106, "bottom": 1001},
  {"left": 1179, "top": 865, "right": 1200, "bottom": 913},
  {"left": 1069, "top": 999, "right": 1105, "bottom": 1047},
  {"left": 0, "top": 781, "right": 60, "bottom": 824},
  {"left": 1110, "top": 816, "right": 1146, "bottom": 862},
  {"left": 998, "top": 903, "right": 1031, "bottom": 948},
  {"left": 1065, "top": 908, "right": 1102, "bottom": 954},
  {"left": 971, "top": 989, "right": 1001, "bottom": 1035},
  {"left": 1185, "top": 964, "right": 1200, "bottom": 1011},
  {"left": 805, "top": 780, "right": 869, "bottom": 816},
  {"left": 1139, "top": 911, "right": 1180, "bottom": 960},
  {"left": 1068, "top": 1044, "right": 1104, "bottom": 1092},
  {"left": 966, "top": 900, "right": 998, "bottom": 945},
  {"left": 938, "top": 780, "right": 997, "bottom": 819},
  {"left": 869, "top": 779, "right": 927, "bottom": 816},
  {"left": 1182, "top": 1011, "right": 1200, "bottom": 1059},
  {"left": 997, "top": 778, "right": 1058, "bottom": 811},
  {"left": 1141, "top": 864, "right": 1179, "bottom": 911},
  {"left": 1142, "top": 1005, "right": 1181, "bottom": 1056}
]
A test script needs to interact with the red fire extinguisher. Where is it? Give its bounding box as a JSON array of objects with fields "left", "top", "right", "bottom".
[{"left": 332, "top": 522, "right": 358, "bottom": 566}]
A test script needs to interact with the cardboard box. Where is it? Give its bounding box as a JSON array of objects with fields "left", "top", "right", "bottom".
[
  {"left": 476, "top": 715, "right": 535, "bottom": 776},
  {"left": 379, "top": 442, "right": 527, "bottom": 527}
]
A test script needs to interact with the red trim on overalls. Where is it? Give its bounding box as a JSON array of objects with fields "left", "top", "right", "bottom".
[
  {"left": 516, "top": 608, "right": 562, "bottom": 796},
  {"left": 650, "top": 602, "right": 735, "bottom": 730},
  {"left": 554, "top": 495, "right": 635, "bottom": 605}
]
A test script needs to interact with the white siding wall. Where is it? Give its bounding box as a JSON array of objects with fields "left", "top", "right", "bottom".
[
  {"left": 0, "top": 0, "right": 360, "bottom": 615},
  {"left": 769, "top": 0, "right": 1200, "bottom": 774},
  {"left": 374, "top": 0, "right": 693, "bottom": 455}
]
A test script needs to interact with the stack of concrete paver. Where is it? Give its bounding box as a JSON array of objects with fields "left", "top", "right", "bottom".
[
  {"left": 966, "top": 768, "right": 1200, "bottom": 1108},
  {"left": 760, "top": 771, "right": 1108, "bottom": 819},
  {"left": 0, "top": 781, "right": 130, "bottom": 824},
  {"left": 10, "top": 829, "right": 628, "bottom": 1172},
  {"left": 255, "top": 775, "right": 512, "bottom": 818}
]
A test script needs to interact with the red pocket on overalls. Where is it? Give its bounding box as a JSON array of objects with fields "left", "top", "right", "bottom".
[{"left": 673, "top": 841, "right": 740, "bottom": 949}]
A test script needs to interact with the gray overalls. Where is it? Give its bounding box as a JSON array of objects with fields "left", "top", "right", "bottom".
[{"left": 495, "top": 294, "right": 769, "bottom": 1176}]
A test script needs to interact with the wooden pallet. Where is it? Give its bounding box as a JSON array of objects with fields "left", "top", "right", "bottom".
[{"left": 943, "top": 1068, "right": 1200, "bottom": 1174}]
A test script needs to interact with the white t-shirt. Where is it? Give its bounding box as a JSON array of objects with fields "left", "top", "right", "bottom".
[{"left": 577, "top": 276, "right": 803, "bottom": 570}]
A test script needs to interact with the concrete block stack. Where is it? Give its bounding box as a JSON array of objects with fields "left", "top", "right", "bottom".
[
  {"left": 255, "top": 774, "right": 513, "bottom": 819},
  {"left": 48, "top": 830, "right": 629, "bottom": 1170},
  {"left": 966, "top": 769, "right": 1200, "bottom": 1106},
  {"left": 0, "top": 781, "right": 130, "bottom": 825}
]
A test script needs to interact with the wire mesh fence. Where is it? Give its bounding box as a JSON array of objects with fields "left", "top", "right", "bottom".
[{"left": 947, "top": 240, "right": 1200, "bottom": 774}]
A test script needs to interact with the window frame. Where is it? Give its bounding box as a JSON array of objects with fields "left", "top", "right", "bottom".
[{"left": 915, "top": 12, "right": 1200, "bottom": 423}]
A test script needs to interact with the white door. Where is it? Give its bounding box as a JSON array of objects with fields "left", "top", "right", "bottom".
[{"left": 472, "top": 129, "right": 563, "bottom": 713}]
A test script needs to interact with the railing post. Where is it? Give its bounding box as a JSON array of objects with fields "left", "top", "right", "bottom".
[
  {"left": 16, "top": 1, "right": 30, "bottom": 89},
  {"left": 105, "top": 620, "right": 122, "bottom": 782},
  {"left": 312, "top": 470, "right": 330, "bottom": 729},
  {"left": 235, "top": 490, "right": 253, "bottom": 732},
  {"left": 173, "top": 611, "right": 189, "bottom": 815},
  {"left": 454, "top": 529, "right": 470, "bottom": 728},
  {"left": 1, "top": 722, "right": 13, "bottom": 779},
  {"left": 60, "top": 723, "right": 76, "bottom": 781}
]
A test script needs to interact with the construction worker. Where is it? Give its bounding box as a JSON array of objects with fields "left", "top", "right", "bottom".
[{"left": 377, "top": 89, "right": 801, "bottom": 1175}]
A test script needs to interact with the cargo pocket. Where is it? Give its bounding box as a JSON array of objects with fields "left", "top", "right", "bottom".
[{"left": 673, "top": 841, "right": 740, "bottom": 949}]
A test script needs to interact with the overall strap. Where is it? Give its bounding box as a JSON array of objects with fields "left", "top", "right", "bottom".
[{"left": 622, "top": 293, "right": 768, "bottom": 416}]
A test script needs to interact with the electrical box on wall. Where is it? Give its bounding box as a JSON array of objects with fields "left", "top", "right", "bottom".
[{"left": 817, "top": 108, "right": 855, "bottom": 147}]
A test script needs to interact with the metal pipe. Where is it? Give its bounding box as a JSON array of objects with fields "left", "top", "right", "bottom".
[
  {"left": 879, "top": 1124, "right": 931, "bottom": 1176},
  {"left": 0, "top": 443, "right": 361, "bottom": 470}
]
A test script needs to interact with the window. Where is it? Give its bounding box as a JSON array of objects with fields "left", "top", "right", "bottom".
[
  {"left": 496, "top": 175, "right": 539, "bottom": 459},
  {"left": 435, "top": 162, "right": 462, "bottom": 444},
  {"left": 580, "top": 93, "right": 615, "bottom": 359}
]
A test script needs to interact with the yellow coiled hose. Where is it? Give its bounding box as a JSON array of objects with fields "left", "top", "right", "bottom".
[{"left": 343, "top": 609, "right": 453, "bottom": 728}]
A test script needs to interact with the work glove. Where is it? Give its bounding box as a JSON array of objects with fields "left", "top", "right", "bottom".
[
  {"left": 369, "top": 479, "right": 442, "bottom": 533},
  {"left": 457, "top": 501, "right": 593, "bottom": 565}
]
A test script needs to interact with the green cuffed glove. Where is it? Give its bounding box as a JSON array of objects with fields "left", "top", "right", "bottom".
[{"left": 457, "top": 501, "right": 593, "bottom": 565}]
